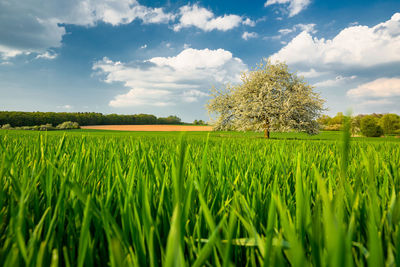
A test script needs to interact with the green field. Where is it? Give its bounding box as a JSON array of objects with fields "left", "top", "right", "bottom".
[{"left": 1, "top": 129, "right": 400, "bottom": 266}]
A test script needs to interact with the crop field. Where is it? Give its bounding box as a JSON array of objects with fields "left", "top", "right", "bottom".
[
  {"left": 1, "top": 129, "right": 400, "bottom": 266},
  {"left": 80, "top": 125, "right": 213, "bottom": 131}
]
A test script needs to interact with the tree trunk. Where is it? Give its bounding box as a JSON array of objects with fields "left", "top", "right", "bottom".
[
  {"left": 264, "top": 128, "right": 270, "bottom": 139},
  {"left": 264, "top": 119, "right": 270, "bottom": 139}
]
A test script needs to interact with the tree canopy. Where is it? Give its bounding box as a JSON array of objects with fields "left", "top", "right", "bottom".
[
  {"left": 207, "top": 60, "right": 325, "bottom": 137},
  {"left": 0, "top": 111, "right": 182, "bottom": 127}
]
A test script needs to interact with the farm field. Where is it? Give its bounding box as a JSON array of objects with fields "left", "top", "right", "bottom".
[
  {"left": 1, "top": 129, "right": 400, "bottom": 266},
  {"left": 81, "top": 125, "right": 213, "bottom": 131}
]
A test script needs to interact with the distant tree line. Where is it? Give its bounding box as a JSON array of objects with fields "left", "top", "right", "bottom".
[
  {"left": 193, "top": 119, "right": 206, "bottom": 125},
  {"left": 318, "top": 112, "right": 400, "bottom": 137},
  {"left": 0, "top": 112, "right": 182, "bottom": 127}
]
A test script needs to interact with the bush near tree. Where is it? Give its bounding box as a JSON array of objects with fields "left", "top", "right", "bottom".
[
  {"left": 318, "top": 113, "right": 400, "bottom": 136},
  {"left": 360, "top": 115, "right": 384, "bottom": 137},
  {"left": 56, "top": 121, "right": 80, "bottom": 130},
  {"left": 193, "top": 119, "right": 206, "bottom": 125},
  {"left": 378, "top": 114, "right": 400, "bottom": 134},
  {"left": 1, "top": 121, "right": 80, "bottom": 131}
]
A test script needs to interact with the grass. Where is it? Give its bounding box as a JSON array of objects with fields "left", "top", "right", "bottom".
[{"left": 0, "top": 129, "right": 399, "bottom": 266}]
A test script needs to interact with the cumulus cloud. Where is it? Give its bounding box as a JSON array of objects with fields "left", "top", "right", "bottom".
[
  {"left": 295, "top": 23, "right": 316, "bottom": 33},
  {"left": 270, "top": 13, "right": 400, "bottom": 114},
  {"left": 242, "top": 32, "right": 259, "bottom": 40},
  {"left": 347, "top": 78, "right": 400, "bottom": 98},
  {"left": 109, "top": 88, "right": 173, "bottom": 107},
  {"left": 297, "top": 68, "right": 326, "bottom": 78},
  {"left": 173, "top": 4, "right": 251, "bottom": 32},
  {"left": 182, "top": 89, "right": 209, "bottom": 103},
  {"left": 271, "top": 13, "right": 400, "bottom": 68},
  {"left": 279, "top": 23, "right": 316, "bottom": 37},
  {"left": 243, "top": 18, "right": 256, "bottom": 27},
  {"left": 279, "top": 29, "right": 294, "bottom": 35},
  {"left": 1, "top": 1, "right": 255, "bottom": 59},
  {"left": 314, "top": 75, "right": 357, "bottom": 88},
  {"left": 35, "top": 51, "right": 58, "bottom": 60},
  {"left": 0, "top": 0, "right": 174, "bottom": 59},
  {"left": 93, "top": 48, "right": 247, "bottom": 107},
  {"left": 264, "top": 0, "right": 311, "bottom": 17}
]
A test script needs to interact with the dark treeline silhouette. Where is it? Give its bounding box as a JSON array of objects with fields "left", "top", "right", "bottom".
[{"left": 0, "top": 111, "right": 182, "bottom": 127}]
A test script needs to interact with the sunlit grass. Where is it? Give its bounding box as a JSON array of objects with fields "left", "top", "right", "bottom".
[{"left": 0, "top": 129, "right": 399, "bottom": 266}]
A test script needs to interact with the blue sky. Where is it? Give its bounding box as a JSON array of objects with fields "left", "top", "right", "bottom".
[{"left": 1, "top": 0, "right": 399, "bottom": 122}]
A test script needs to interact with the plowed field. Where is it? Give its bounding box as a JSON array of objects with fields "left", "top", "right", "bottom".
[{"left": 81, "top": 125, "right": 212, "bottom": 131}]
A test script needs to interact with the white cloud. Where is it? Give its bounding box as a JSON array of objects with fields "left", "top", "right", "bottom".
[
  {"left": 183, "top": 43, "right": 191, "bottom": 49},
  {"left": 297, "top": 68, "right": 326, "bottom": 78},
  {"left": 109, "top": 88, "right": 173, "bottom": 107},
  {"left": 0, "top": 0, "right": 174, "bottom": 59},
  {"left": 295, "top": 23, "right": 316, "bottom": 33},
  {"left": 271, "top": 13, "right": 400, "bottom": 68},
  {"left": 264, "top": 0, "right": 311, "bottom": 17},
  {"left": 314, "top": 75, "right": 356, "bottom": 88},
  {"left": 182, "top": 89, "right": 209, "bottom": 103},
  {"left": 0, "top": 45, "right": 28, "bottom": 59},
  {"left": 347, "top": 78, "right": 400, "bottom": 98},
  {"left": 35, "top": 51, "right": 58, "bottom": 60},
  {"left": 243, "top": 18, "right": 256, "bottom": 27},
  {"left": 279, "top": 23, "right": 316, "bottom": 36},
  {"left": 279, "top": 29, "right": 294, "bottom": 35},
  {"left": 173, "top": 4, "right": 248, "bottom": 32},
  {"left": 0, "top": 61, "right": 12, "bottom": 66},
  {"left": 140, "top": 44, "right": 147, "bottom": 49},
  {"left": 242, "top": 31, "right": 258, "bottom": 40},
  {"left": 93, "top": 48, "right": 247, "bottom": 107}
]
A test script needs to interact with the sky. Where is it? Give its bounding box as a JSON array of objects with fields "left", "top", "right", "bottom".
[{"left": 0, "top": 0, "right": 400, "bottom": 122}]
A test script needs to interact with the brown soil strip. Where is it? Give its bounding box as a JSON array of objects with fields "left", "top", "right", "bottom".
[{"left": 81, "top": 125, "right": 213, "bottom": 132}]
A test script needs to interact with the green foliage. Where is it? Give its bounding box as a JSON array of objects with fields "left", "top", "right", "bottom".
[
  {"left": 157, "top": 115, "right": 182, "bottom": 125},
  {"left": 318, "top": 113, "right": 400, "bottom": 136},
  {"left": 1, "top": 124, "right": 12, "bottom": 129},
  {"left": 361, "top": 115, "right": 384, "bottom": 137},
  {"left": 1, "top": 122, "right": 81, "bottom": 131},
  {"left": 0, "top": 111, "right": 182, "bottom": 127},
  {"left": 193, "top": 120, "right": 206, "bottom": 125},
  {"left": 379, "top": 114, "right": 400, "bottom": 134},
  {"left": 56, "top": 121, "right": 80, "bottom": 130},
  {"left": 0, "top": 130, "right": 400, "bottom": 266},
  {"left": 329, "top": 112, "right": 345, "bottom": 125},
  {"left": 324, "top": 124, "right": 342, "bottom": 131}
]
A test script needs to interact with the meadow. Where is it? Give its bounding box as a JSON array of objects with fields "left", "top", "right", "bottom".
[{"left": 1, "top": 129, "right": 400, "bottom": 266}]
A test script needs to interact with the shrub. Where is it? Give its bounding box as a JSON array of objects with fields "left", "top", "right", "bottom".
[
  {"left": 1, "top": 124, "right": 13, "bottom": 129},
  {"left": 38, "top": 124, "right": 55, "bottom": 131},
  {"left": 56, "top": 121, "right": 80, "bottom": 130},
  {"left": 324, "top": 124, "right": 342, "bottom": 131},
  {"left": 193, "top": 119, "right": 206, "bottom": 125},
  {"left": 379, "top": 114, "right": 400, "bottom": 134},
  {"left": 360, "top": 116, "right": 383, "bottom": 137}
]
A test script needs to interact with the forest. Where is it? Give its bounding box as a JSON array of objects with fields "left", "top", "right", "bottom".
[{"left": 0, "top": 111, "right": 182, "bottom": 127}]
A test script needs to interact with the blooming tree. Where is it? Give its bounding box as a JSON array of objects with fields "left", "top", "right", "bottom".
[{"left": 207, "top": 60, "right": 325, "bottom": 138}]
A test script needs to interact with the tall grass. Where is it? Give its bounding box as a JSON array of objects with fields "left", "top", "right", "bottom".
[{"left": 0, "top": 130, "right": 399, "bottom": 266}]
